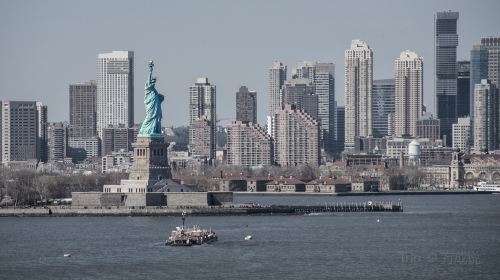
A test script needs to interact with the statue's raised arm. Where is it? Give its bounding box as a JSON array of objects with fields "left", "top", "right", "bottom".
[{"left": 148, "top": 60, "right": 154, "bottom": 83}]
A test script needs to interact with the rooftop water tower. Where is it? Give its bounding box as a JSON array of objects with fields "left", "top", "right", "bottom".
[{"left": 408, "top": 139, "right": 421, "bottom": 166}]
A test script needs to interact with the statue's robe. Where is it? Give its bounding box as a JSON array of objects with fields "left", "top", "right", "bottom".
[{"left": 139, "top": 81, "right": 164, "bottom": 136}]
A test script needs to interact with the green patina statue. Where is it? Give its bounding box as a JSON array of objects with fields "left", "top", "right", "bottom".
[{"left": 138, "top": 60, "right": 164, "bottom": 137}]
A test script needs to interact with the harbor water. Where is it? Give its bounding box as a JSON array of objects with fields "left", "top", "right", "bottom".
[{"left": 1, "top": 194, "right": 499, "bottom": 279}]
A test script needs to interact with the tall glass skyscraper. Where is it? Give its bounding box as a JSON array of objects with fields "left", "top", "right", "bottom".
[
  {"left": 470, "top": 45, "right": 488, "bottom": 122},
  {"left": 457, "top": 61, "right": 470, "bottom": 118},
  {"left": 435, "top": 11, "right": 459, "bottom": 146},
  {"left": 372, "top": 79, "right": 395, "bottom": 137},
  {"left": 313, "top": 63, "right": 335, "bottom": 154}
]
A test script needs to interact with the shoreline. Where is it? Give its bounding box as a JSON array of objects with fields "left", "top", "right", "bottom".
[
  {"left": 236, "top": 190, "right": 492, "bottom": 196},
  {"left": 0, "top": 203, "right": 403, "bottom": 217},
  {"left": 0, "top": 191, "right": 493, "bottom": 217}
]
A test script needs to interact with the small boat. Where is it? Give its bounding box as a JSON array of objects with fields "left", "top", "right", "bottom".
[
  {"left": 244, "top": 235, "right": 252, "bottom": 241},
  {"left": 63, "top": 253, "right": 71, "bottom": 257}
]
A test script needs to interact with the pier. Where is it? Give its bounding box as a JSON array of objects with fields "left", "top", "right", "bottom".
[{"left": 0, "top": 201, "right": 402, "bottom": 217}]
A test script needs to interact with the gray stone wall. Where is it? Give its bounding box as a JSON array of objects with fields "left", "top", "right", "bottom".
[
  {"left": 166, "top": 193, "right": 208, "bottom": 207},
  {"left": 124, "top": 193, "right": 146, "bottom": 207},
  {"left": 146, "top": 193, "right": 166, "bottom": 206},
  {"left": 209, "top": 192, "right": 233, "bottom": 205},
  {"left": 72, "top": 192, "right": 103, "bottom": 207}
]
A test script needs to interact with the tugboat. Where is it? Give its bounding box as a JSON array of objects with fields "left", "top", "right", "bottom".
[{"left": 166, "top": 212, "right": 217, "bottom": 246}]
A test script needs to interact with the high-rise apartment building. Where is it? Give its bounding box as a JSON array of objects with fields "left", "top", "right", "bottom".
[
  {"left": 372, "top": 79, "right": 395, "bottom": 137},
  {"left": 235, "top": 86, "right": 257, "bottom": 124},
  {"left": 70, "top": 81, "right": 97, "bottom": 137},
  {"left": 226, "top": 121, "right": 273, "bottom": 166},
  {"left": 68, "top": 137, "right": 99, "bottom": 162},
  {"left": 435, "top": 11, "right": 459, "bottom": 146},
  {"left": 345, "top": 39, "right": 373, "bottom": 149},
  {"left": 96, "top": 51, "right": 134, "bottom": 138},
  {"left": 294, "top": 61, "right": 315, "bottom": 83},
  {"left": 268, "top": 62, "right": 287, "bottom": 135},
  {"left": 101, "top": 125, "right": 133, "bottom": 156},
  {"left": 474, "top": 79, "right": 497, "bottom": 152},
  {"left": 273, "top": 105, "right": 320, "bottom": 166},
  {"left": 1, "top": 101, "right": 39, "bottom": 165},
  {"left": 189, "top": 78, "right": 216, "bottom": 160},
  {"left": 395, "top": 50, "right": 423, "bottom": 137},
  {"left": 47, "top": 122, "right": 68, "bottom": 162},
  {"left": 452, "top": 117, "right": 471, "bottom": 154},
  {"left": 36, "top": 102, "right": 48, "bottom": 162},
  {"left": 457, "top": 61, "right": 470, "bottom": 117}
]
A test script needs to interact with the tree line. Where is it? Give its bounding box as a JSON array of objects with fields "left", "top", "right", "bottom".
[{"left": 0, "top": 168, "right": 126, "bottom": 206}]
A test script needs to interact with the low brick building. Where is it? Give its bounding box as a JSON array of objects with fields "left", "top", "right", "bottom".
[
  {"left": 266, "top": 177, "right": 306, "bottom": 192},
  {"left": 305, "top": 178, "right": 352, "bottom": 193}
]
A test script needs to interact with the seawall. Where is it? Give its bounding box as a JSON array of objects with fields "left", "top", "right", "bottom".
[{"left": 0, "top": 202, "right": 402, "bottom": 217}]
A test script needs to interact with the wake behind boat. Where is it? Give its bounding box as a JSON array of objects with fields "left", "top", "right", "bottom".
[{"left": 166, "top": 212, "right": 217, "bottom": 246}]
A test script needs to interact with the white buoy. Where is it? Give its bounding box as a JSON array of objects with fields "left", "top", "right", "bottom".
[
  {"left": 63, "top": 253, "right": 71, "bottom": 257},
  {"left": 377, "top": 218, "right": 380, "bottom": 223},
  {"left": 244, "top": 235, "right": 252, "bottom": 240}
]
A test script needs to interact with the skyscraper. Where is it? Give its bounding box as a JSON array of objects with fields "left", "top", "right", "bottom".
[
  {"left": 469, "top": 45, "right": 489, "bottom": 123},
  {"left": 281, "top": 78, "right": 318, "bottom": 119},
  {"left": 481, "top": 37, "right": 500, "bottom": 148},
  {"left": 457, "top": 61, "right": 470, "bottom": 117},
  {"left": 47, "top": 122, "right": 68, "bottom": 162},
  {"left": 313, "top": 63, "right": 335, "bottom": 154},
  {"left": 96, "top": 51, "right": 134, "bottom": 138},
  {"left": 70, "top": 81, "right": 97, "bottom": 138},
  {"left": 345, "top": 39, "right": 373, "bottom": 149},
  {"left": 335, "top": 105, "right": 345, "bottom": 155},
  {"left": 268, "top": 62, "right": 287, "bottom": 135},
  {"left": 474, "top": 79, "right": 497, "bottom": 153},
  {"left": 1, "top": 101, "right": 39, "bottom": 165},
  {"left": 36, "top": 102, "right": 48, "bottom": 162},
  {"left": 482, "top": 37, "right": 500, "bottom": 87},
  {"left": 435, "top": 11, "right": 459, "bottom": 146},
  {"left": 372, "top": 79, "right": 395, "bottom": 137},
  {"left": 395, "top": 50, "right": 423, "bottom": 137},
  {"left": 273, "top": 105, "right": 320, "bottom": 166},
  {"left": 189, "top": 78, "right": 216, "bottom": 160},
  {"left": 235, "top": 86, "right": 257, "bottom": 124},
  {"left": 227, "top": 121, "right": 273, "bottom": 166}
]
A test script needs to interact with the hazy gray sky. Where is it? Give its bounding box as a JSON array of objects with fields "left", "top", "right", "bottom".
[{"left": 1, "top": 0, "right": 499, "bottom": 127}]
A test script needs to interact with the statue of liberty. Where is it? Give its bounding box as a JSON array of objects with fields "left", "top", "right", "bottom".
[{"left": 138, "top": 60, "right": 164, "bottom": 137}]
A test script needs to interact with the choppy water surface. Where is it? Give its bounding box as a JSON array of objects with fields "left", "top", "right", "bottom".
[{"left": 1, "top": 194, "right": 499, "bottom": 280}]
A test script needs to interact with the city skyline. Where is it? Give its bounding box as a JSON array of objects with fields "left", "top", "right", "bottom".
[{"left": 0, "top": 0, "right": 499, "bottom": 127}]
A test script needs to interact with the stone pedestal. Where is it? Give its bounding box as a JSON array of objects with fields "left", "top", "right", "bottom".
[{"left": 129, "top": 136, "right": 172, "bottom": 184}]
